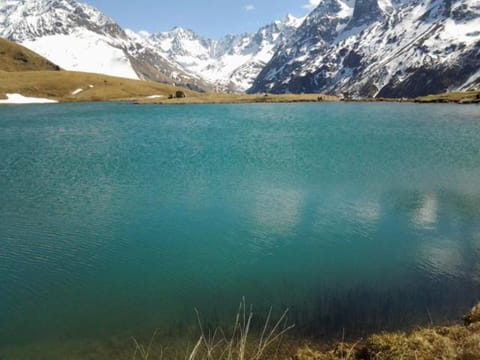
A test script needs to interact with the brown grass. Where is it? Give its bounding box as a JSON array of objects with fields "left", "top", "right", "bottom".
[
  {"left": 0, "top": 70, "right": 197, "bottom": 102},
  {"left": 294, "top": 302, "right": 480, "bottom": 360},
  {"left": 0, "top": 37, "right": 60, "bottom": 72},
  {"left": 1, "top": 303, "right": 479, "bottom": 360},
  {"left": 133, "top": 93, "right": 339, "bottom": 105},
  {"left": 415, "top": 90, "right": 480, "bottom": 104},
  {"left": 132, "top": 298, "right": 295, "bottom": 360},
  {"left": 0, "top": 37, "right": 198, "bottom": 102}
]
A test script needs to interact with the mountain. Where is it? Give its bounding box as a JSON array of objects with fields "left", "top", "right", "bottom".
[
  {"left": 2, "top": 0, "right": 478, "bottom": 97},
  {"left": 250, "top": 0, "right": 480, "bottom": 97},
  {"left": 0, "top": 0, "right": 208, "bottom": 91},
  {"left": 130, "top": 14, "right": 304, "bottom": 92},
  {"left": 0, "top": 0, "right": 303, "bottom": 93}
]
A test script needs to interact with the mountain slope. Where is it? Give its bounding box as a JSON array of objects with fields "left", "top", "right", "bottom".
[
  {"left": 0, "top": 37, "right": 196, "bottom": 103},
  {"left": 0, "top": 0, "right": 208, "bottom": 90},
  {"left": 0, "top": 36, "right": 59, "bottom": 71},
  {"left": 0, "top": 70, "right": 196, "bottom": 102},
  {"left": 0, "top": 0, "right": 139, "bottom": 78},
  {"left": 250, "top": 0, "right": 480, "bottom": 97},
  {"left": 130, "top": 14, "right": 304, "bottom": 92}
]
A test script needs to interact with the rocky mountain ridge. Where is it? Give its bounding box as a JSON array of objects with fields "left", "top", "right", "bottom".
[
  {"left": 250, "top": 0, "right": 480, "bottom": 97},
  {"left": 128, "top": 14, "right": 304, "bottom": 92}
]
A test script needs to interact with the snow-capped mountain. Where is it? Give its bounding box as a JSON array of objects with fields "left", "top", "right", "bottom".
[
  {"left": 250, "top": 0, "right": 480, "bottom": 97},
  {"left": 2, "top": 0, "right": 479, "bottom": 97},
  {"left": 0, "top": 0, "right": 303, "bottom": 92},
  {"left": 0, "top": 0, "right": 208, "bottom": 90},
  {"left": 131, "top": 14, "right": 304, "bottom": 92}
]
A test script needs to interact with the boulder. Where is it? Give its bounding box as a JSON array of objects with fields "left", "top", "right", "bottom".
[{"left": 463, "top": 303, "right": 480, "bottom": 326}]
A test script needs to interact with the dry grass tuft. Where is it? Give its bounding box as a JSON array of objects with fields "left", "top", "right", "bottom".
[
  {"left": 294, "top": 302, "right": 480, "bottom": 360},
  {"left": 463, "top": 303, "right": 480, "bottom": 326},
  {"left": 132, "top": 298, "right": 294, "bottom": 360}
]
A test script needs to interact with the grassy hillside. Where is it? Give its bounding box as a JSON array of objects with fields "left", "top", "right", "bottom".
[
  {"left": 0, "top": 37, "right": 60, "bottom": 72},
  {"left": 0, "top": 37, "right": 197, "bottom": 102},
  {"left": 0, "top": 70, "right": 196, "bottom": 102}
]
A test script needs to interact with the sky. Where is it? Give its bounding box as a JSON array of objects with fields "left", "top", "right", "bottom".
[{"left": 84, "top": 0, "right": 321, "bottom": 38}]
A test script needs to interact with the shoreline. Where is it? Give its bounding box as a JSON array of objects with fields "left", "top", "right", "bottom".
[
  {"left": 1, "top": 69, "right": 478, "bottom": 107},
  {"left": 131, "top": 90, "right": 480, "bottom": 106},
  {"left": 1, "top": 303, "right": 478, "bottom": 359}
]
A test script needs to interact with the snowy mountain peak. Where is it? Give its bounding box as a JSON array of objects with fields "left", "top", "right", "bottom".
[
  {"left": 346, "top": 0, "right": 385, "bottom": 30},
  {"left": 168, "top": 26, "right": 199, "bottom": 39},
  {"left": 0, "top": 0, "right": 123, "bottom": 41},
  {"left": 135, "top": 15, "right": 304, "bottom": 92},
  {"left": 277, "top": 13, "right": 305, "bottom": 28}
]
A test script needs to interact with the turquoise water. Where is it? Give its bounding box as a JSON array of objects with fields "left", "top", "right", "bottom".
[{"left": 1, "top": 102, "right": 480, "bottom": 351}]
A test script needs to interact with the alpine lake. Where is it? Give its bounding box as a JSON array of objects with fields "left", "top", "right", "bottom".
[{"left": 1, "top": 102, "right": 479, "bottom": 358}]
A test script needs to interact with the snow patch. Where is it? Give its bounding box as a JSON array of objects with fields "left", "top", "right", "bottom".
[
  {"left": 21, "top": 32, "right": 139, "bottom": 80},
  {"left": 71, "top": 88, "right": 83, "bottom": 95},
  {"left": 0, "top": 93, "right": 58, "bottom": 104},
  {"left": 377, "top": 0, "right": 393, "bottom": 13}
]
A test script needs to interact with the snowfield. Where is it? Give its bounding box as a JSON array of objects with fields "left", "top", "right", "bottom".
[
  {"left": 22, "top": 33, "right": 139, "bottom": 80},
  {"left": 0, "top": 93, "right": 58, "bottom": 104}
]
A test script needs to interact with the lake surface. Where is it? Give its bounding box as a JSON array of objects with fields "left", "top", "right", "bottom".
[{"left": 1, "top": 102, "right": 480, "bottom": 354}]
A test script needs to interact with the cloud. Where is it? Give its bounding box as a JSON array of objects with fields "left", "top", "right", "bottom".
[
  {"left": 302, "top": 0, "right": 320, "bottom": 10},
  {"left": 243, "top": 4, "right": 255, "bottom": 12}
]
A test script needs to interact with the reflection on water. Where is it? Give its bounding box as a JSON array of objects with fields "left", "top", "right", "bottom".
[
  {"left": 413, "top": 193, "right": 438, "bottom": 230},
  {"left": 0, "top": 102, "right": 480, "bottom": 355},
  {"left": 253, "top": 186, "right": 303, "bottom": 237}
]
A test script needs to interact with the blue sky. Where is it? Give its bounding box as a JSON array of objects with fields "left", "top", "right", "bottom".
[{"left": 84, "top": 0, "right": 320, "bottom": 38}]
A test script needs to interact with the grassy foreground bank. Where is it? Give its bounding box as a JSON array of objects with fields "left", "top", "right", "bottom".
[
  {"left": 1, "top": 302, "right": 479, "bottom": 359},
  {"left": 295, "top": 303, "right": 480, "bottom": 360},
  {"left": 129, "top": 302, "right": 480, "bottom": 360},
  {"left": 135, "top": 302, "right": 480, "bottom": 360}
]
